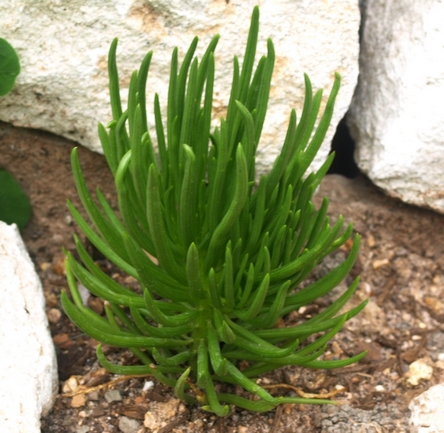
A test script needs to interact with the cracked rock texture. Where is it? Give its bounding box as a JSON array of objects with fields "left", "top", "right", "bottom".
[
  {"left": 0, "top": 222, "right": 58, "bottom": 433},
  {"left": 349, "top": 0, "right": 444, "bottom": 212},
  {"left": 409, "top": 384, "right": 444, "bottom": 433},
  {"left": 0, "top": 0, "right": 360, "bottom": 174}
]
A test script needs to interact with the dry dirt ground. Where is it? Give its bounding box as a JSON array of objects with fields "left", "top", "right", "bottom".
[{"left": 3, "top": 121, "right": 444, "bottom": 432}]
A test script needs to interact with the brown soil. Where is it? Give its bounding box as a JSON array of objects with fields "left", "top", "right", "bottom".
[{"left": 2, "top": 121, "right": 444, "bottom": 432}]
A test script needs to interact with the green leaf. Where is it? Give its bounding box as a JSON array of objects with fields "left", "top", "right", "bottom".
[
  {"left": 206, "top": 144, "right": 248, "bottom": 267},
  {"left": 207, "top": 321, "right": 228, "bottom": 376},
  {"left": 146, "top": 164, "right": 185, "bottom": 282},
  {"left": 197, "top": 339, "right": 209, "bottom": 388},
  {"left": 0, "top": 39, "right": 20, "bottom": 96},
  {"left": 174, "top": 367, "right": 196, "bottom": 404},
  {"left": 234, "top": 273, "right": 270, "bottom": 321},
  {"left": 202, "top": 378, "right": 230, "bottom": 416},
  {"left": 62, "top": 292, "right": 191, "bottom": 349},
  {"left": 0, "top": 169, "right": 31, "bottom": 229}
]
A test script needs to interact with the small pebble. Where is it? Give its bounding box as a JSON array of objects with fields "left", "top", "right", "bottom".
[
  {"left": 65, "top": 214, "right": 73, "bottom": 225},
  {"left": 367, "top": 234, "right": 376, "bottom": 247},
  {"left": 134, "top": 395, "right": 145, "bottom": 404},
  {"left": 78, "top": 283, "right": 90, "bottom": 306},
  {"left": 76, "top": 427, "right": 89, "bottom": 433},
  {"left": 63, "top": 376, "right": 80, "bottom": 394},
  {"left": 47, "top": 308, "right": 62, "bottom": 323},
  {"left": 92, "top": 406, "right": 105, "bottom": 417},
  {"left": 52, "top": 255, "right": 66, "bottom": 275},
  {"left": 87, "top": 391, "right": 100, "bottom": 401},
  {"left": 53, "top": 333, "right": 74, "bottom": 350},
  {"left": 105, "top": 390, "right": 122, "bottom": 403},
  {"left": 87, "top": 296, "right": 104, "bottom": 315},
  {"left": 405, "top": 359, "right": 433, "bottom": 386},
  {"left": 39, "top": 262, "right": 51, "bottom": 271},
  {"left": 143, "top": 380, "right": 154, "bottom": 392},
  {"left": 372, "top": 258, "right": 390, "bottom": 269},
  {"left": 52, "top": 233, "right": 64, "bottom": 244},
  {"left": 71, "top": 394, "right": 87, "bottom": 408},
  {"left": 118, "top": 416, "right": 141, "bottom": 433}
]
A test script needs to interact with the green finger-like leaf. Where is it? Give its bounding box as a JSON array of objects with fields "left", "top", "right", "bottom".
[
  {"left": 235, "top": 273, "right": 270, "bottom": 321},
  {"left": 107, "top": 38, "right": 123, "bottom": 119},
  {"left": 299, "top": 73, "right": 341, "bottom": 176},
  {"left": 179, "top": 145, "right": 197, "bottom": 247},
  {"left": 305, "top": 350, "right": 368, "bottom": 369},
  {"left": 226, "top": 318, "right": 299, "bottom": 358},
  {"left": 224, "top": 362, "right": 275, "bottom": 403},
  {"left": 62, "top": 292, "right": 191, "bottom": 349},
  {"left": 201, "top": 376, "right": 230, "bottom": 417},
  {"left": 67, "top": 253, "right": 144, "bottom": 307},
  {"left": 197, "top": 339, "right": 209, "bottom": 388},
  {"left": 206, "top": 144, "right": 248, "bottom": 266},
  {"left": 131, "top": 307, "right": 193, "bottom": 338},
  {"left": 223, "top": 241, "right": 235, "bottom": 311},
  {"left": 174, "top": 367, "right": 196, "bottom": 404},
  {"left": 249, "top": 280, "right": 290, "bottom": 328},
  {"left": 207, "top": 321, "right": 228, "bottom": 376},
  {"left": 237, "top": 263, "right": 255, "bottom": 309},
  {"left": 186, "top": 242, "right": 205, "bottom": 300},
  {"left": 284, "top": 235, "right": 360, "bottom": 310},
  {"left": 71, "top": 148, "right": 129, "bottom": 259},
  {"left": 122, "top": 232, "right": 192, "bottom": 302},
  {"left": 147, "top": 164, "right": 185, "bottom": 282},
  {"left": 143, "top": 288, "right": 196, "bottom": 327},
  {"left": 152, "top": 348, "right": 190, "bottom": 366}
]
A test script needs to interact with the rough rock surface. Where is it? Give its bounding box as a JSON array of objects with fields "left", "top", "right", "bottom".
[
  {"left": 409, "top": 383, "right": 444, "bottom": 433},
  {"left": 348, "top": 0, "right": 444, "bottom": 212},
  {"left": 0, "top": 222, "right": 58, "bottom": 433},
  {"left": 0, "top": 0, "right": 359, "bottom": 174}
]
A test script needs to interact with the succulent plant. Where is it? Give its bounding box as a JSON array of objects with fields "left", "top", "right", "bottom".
[{"left": 62, "top": 7, "right": 366, "bottom": 415}]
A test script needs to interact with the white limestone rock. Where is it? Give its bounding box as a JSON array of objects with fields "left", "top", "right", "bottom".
[
  {"left": 0, "top": 222, "right": 58, "bottom": 433},
  {"left": 0, "top": 0, "right": 359, "bottom": 174},
  {"left": 409, "top": 383, "right": 444, "bottom": 433},
  {"left": 348, "top": 0, "right": 444, "bottom": 212}
]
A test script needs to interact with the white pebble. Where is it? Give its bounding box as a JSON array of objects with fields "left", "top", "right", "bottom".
[{"left": 143, "top": 380, "right": 154, "bottom": 392}]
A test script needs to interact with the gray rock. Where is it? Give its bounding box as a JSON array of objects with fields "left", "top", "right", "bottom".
[
  {"left": 0, "top": 222, "right": 58, "bottom": 433},
  {"left": 105, "top": 389, "right": 122, "bottom": 403},
  {"left": 118, "top": 416, "right": 141, "bottom": 433},
  {"left": 315, "top": 403, "right": 409, "bottom": 432},
  {"left": 349, "top": 0, "right": 444, "bottom": 212},
  {"left": 0, "top": 0, "right": 359, "bottom": 174}
]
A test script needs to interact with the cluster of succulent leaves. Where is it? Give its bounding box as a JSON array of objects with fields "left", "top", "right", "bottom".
[
  {"left": 0, "top": 38, "right": 31, "bottom": 230},
  {"left": 62, "top": 7, "right": 367, "bottom": 415}
]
